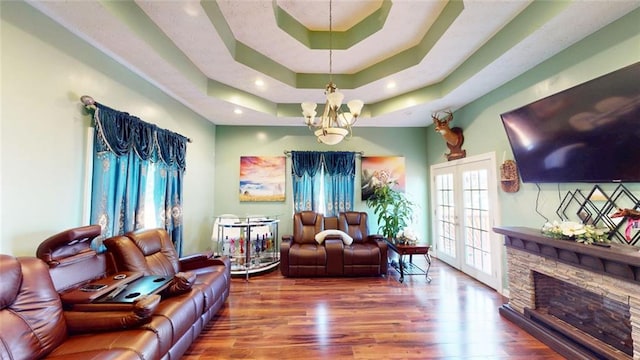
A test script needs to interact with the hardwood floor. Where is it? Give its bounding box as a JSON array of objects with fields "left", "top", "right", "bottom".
[{"left": 184, "top": 258, "right": 564, "bottom": 359}]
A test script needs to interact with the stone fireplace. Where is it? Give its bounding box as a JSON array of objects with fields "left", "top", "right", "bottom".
[
  {"left": 534, "top": 272, "right": 633, "bottom": 355},
  {"left": 494, "top": 226, "right": 640, "bottom": 360}
]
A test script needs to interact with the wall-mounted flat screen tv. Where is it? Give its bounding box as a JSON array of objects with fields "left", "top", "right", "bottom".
[{"left": 500, "top": 62, "right": 640, "bottom": 183}]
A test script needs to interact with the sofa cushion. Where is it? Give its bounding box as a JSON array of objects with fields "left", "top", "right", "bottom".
[
  {"left": 142, "top": 289, "right": 205, "bottom": 356},
  {"left": 315, "top": 229, "right": 353, "bottom": 245},
  {"left": 46, "top": 329, "right": 160, "bottom": 360},
  {"left": 294, "top": 211, "right": 324, "bottom": 245},
  {"left": 105, "top": 234, "right": 179, "bottom": 276},
  {"left": 339, "top": 212, "right": 369, "bottom": 243},
  {"left": 290, "top": 243, "right": 327, "bottom": 265},
  {"left": 0, "top": 256, "right": 68, "bottom": 360},
  {"left": 344, "top": 243, "right": 381, "bottom": 264}
]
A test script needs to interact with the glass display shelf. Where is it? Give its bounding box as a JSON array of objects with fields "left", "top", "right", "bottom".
[{"left": 213, "top": 215, "right": 279, "bottom": 280}]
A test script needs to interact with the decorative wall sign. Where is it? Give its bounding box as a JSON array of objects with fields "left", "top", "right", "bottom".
[
  {"left": 361, "top": 156, "right": 405, "bottom": 201},
  {"left": 239, "top": 156, "right": 285, "bottom": 202}
]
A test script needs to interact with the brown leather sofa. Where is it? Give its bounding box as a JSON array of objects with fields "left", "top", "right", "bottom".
[
  {"left": 0, "top": 225, "right": 230, "bottom": 360},
  {"left": 103, "top": 228, "right": 231, "bottom": 326},
  {"left": 280, "top": 211, "right": 388, "bottom": 277}
]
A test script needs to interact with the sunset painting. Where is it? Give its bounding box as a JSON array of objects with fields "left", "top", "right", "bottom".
[
  {"left": 239, "top": 156, "right": 286, "bottom": 202},
  {"left": 361, "top": 156, "right": 406, "bottom": 201}
]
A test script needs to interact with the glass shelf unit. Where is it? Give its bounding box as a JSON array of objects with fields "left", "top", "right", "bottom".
[{"left": 213, "top": 215, "right": 279, "bottom": 280}]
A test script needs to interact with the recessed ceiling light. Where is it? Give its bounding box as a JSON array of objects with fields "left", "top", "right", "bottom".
[
  {"left": 234, "top": 108, "right": 243, "bottom": 115},
  {"left": 255, "top": 79, "right": 265, "bottom": 87},
  {"left": 184, "top": 4, "right": 199, "bottom": 17},
  {"left": 386, "top": 82, "right": 396, "bottom": 90}
]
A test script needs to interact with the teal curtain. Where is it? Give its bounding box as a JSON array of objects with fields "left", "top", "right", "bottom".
[
  {"left": 291, "top": 151, "right": 355, "bottom": 216},
  {"left": 291, "top": 151, "right": 322, "bottom": 212},
  {"left": 155, "top": 128, "right": 186, "bottom": 253},
  {"left": 323, "top": 152, "right": 355, "bottom": 217},
  {"left": 89, "top": 104, "right": 187, "bottom": 254}
]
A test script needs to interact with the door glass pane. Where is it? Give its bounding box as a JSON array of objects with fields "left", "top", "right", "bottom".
[
  {"left": 435, "top": 173, "right": 456, "bottom": 258},
  {"left": 462, "top": 169, "right": 491, "bottom": 275}
]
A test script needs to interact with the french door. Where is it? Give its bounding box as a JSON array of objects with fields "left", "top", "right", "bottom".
[{"left": 430, "top": 153, "right": 502, "bottom": 291}]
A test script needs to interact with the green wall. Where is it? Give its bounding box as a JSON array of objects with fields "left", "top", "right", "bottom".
[
  {"left": 426, "top": 8, "right": 640, "bottom": 230},
  {"left": 214, "top": 126, "right": 430, "bottom": 240},
  {"left": 1, "top": 2, "right": 217, "bottom": 255},
  {"left": 2, "top": 0, "right": 638, "bottom": 263}
]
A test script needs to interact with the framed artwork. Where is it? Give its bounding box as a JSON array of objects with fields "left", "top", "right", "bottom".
[
  {"left": 361, "top": 156, "right": 406, "bottom": 200},
  {"left": 239, "top": 156, "right": 286, "bottom": 202}
]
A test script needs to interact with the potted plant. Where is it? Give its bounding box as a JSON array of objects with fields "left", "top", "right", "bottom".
[{"left": 366, "top": 182, "right": 416, "bottom": 241}]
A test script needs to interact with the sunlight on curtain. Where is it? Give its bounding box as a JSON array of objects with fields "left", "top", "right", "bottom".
[
  {"left": 323, "top": 152, "right": 355, "bottom": 217},
  {"left": 143, "top": 162, "right": 157, "bottom": 228},
  {"left": 291, "top": 151, "right": 355, "bottom": 216},
  {"left": 89, "top": 104, "right": 187, "bottom": 254}
]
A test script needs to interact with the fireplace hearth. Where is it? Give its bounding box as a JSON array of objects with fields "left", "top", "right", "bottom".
[{"left": 494, "top": 227, "right": 640, "bottom": 360}]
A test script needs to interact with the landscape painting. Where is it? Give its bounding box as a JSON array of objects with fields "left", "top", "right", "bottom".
[
  {"left": 361, "top": 156, "right": 406, "bottom": 201},
  {"left": 239, "top": 156, "right": 286, "bottom": 202}
]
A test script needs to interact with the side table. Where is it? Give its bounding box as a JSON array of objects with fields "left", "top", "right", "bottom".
[{"left": 385, "top": 239, "right": 431, "bottom": 283}]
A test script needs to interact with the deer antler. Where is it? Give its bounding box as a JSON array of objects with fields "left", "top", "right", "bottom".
[{"left": 431, "top": 110, "right": 452, "bottom": 125}]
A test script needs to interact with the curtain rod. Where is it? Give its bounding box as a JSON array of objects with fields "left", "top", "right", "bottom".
[
  {"left": 284, "top": 150, "right": 364, "bottom": 157},
  {"left": 80, "top": 95, "right": 193, "bottom": 143}
]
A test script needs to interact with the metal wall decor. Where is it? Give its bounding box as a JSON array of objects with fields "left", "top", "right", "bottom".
[{"left": 555, "top": 183, "right": 640, "bottom": 246}]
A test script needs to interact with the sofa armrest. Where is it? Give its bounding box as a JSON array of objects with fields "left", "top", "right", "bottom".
[
  {"left": 280, "top": 238, "right": 292, "bottom": 276},
  {"left": 325, "top": 238, "right": 344, "bottom": 275},
  {"left": 179, "top": 252, "right": 229, "bottom": 271},
  {"left": 368, "top": 234, "right": 384, "bottom": 242},
  {"left": 372, "top": 237, "right": 388, "bottom": 274},
  {"left": 179, "top": 250, "right": 212, "bottom": 263},
  {"left": 64, "top": 294, "right": 160, "bottom": 334}
]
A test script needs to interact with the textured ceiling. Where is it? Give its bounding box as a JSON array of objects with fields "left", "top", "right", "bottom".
[{"left": 27, "top": 0, "right": 639, "bottom": 127}]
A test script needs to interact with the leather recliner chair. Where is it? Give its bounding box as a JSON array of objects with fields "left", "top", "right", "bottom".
[
  {"left": 280, "top": 211, "right": 388, "bottom": 277},
  {"left": 280, "top": 211, "right": 328, "bottom": 277},
  {"left": 338, "top": 211, "right": 388, "bottom": 276}
]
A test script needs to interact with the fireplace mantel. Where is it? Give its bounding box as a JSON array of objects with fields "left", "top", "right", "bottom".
[
  {"left": 494, "top": 226, "right": 640, "bottom": 285},
  {"left": 496, "top": 226, "right": 640, "bottom": 359}
]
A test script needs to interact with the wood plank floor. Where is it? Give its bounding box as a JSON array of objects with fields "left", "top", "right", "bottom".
[{"left": 184, "top": 258, "right": 564, "bottom": 359}]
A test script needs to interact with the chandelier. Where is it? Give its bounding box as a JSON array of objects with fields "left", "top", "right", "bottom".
[{"left": 301, "top": 0, "right": 363, "bottom": 145}]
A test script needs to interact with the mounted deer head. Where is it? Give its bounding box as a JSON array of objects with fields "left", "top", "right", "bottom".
[{"left": 432, "top": 111, "right": 466, "bottom": 161}]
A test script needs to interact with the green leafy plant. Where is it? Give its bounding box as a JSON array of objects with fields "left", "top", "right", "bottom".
[{"left": 366, "top": 182, "right": 415, "bottom": 239}]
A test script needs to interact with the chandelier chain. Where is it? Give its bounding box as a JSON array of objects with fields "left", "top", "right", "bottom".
[
  {"left": 329, "top": 0, "right": 333, "bottom": 82},
  {"left": 300, "top": 0, "right": 363, "bottom": 145}
]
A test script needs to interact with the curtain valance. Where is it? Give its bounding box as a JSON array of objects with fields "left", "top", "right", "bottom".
[
  {"left": 291, "top": 151, "right": 355, "bottom": 177},
  {"left": 94, "top": 104, "right": 188, "bottom": 170},
  {"left": 323, "top": 152, "right": 355, "bottom": 177},
  {"left": 290, "top": 151, "right": 355, "bottom": 216},
  {"left": 291, "top": 151, "right": 323, "bottom": 177}
]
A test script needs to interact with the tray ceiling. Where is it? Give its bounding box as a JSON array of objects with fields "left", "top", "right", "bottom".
[{"left": 27, "top": 0, "right": 639, "bottom": 127}]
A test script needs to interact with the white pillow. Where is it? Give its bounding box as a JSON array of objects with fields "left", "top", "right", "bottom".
[{"left": 314, "top": 229, "right": 353, "bottom": 245}]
